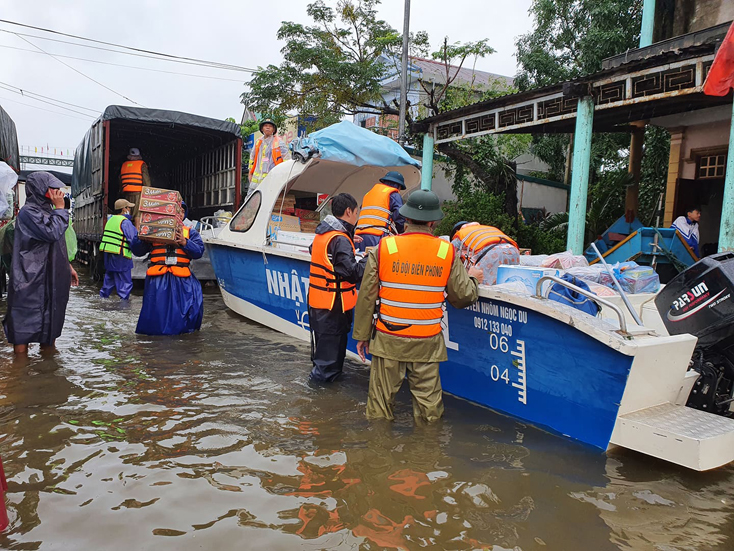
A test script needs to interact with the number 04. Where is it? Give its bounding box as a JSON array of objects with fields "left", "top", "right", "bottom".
[{"left": 490, "top": 365, "right": 510, "bottom": 384}]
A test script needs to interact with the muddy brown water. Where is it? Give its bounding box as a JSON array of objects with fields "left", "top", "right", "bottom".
[{"left": 0, "top": 277, "right": 733, "bottom": 550}]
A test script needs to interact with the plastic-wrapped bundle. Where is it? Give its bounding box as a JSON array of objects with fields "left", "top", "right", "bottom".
[
  {"left": 619, "top": 266, "right": 660, "bottom": 294},
  {"left": 565, "top": 265, "right": 605, "bottom": 283},
  {"left": 586, "top": 281, "right": 618, "bottom": 297},
  {"left": 541, "top": 251, "right": 589, "bottom": 270},
  {"left": 519, "top": 254, "right": 548, "bottom": 267}
]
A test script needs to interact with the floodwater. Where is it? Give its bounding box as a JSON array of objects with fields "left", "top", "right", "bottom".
[{"left": 0, "top": 278, "right": 733, "bottom": 551}]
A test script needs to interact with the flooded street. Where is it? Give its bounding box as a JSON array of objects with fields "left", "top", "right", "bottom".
[{"left": 0, "top": 277, "right": 733, "bottom": 551}]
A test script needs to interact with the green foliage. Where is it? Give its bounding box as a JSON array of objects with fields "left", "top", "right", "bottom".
[
  {"left": 541, "top": 170, "right": 634, "bottom": 243},
  {"left": 639, "top": 125, "right": 671, "bottom": 225},
  {"left": 515, "top": 0, "right": 643, "bottom": 90},
  {"left": 434, "top": 187, "right": 565, "bottom": 254},
  {"left": 243, "top": 0, "right": 399, "bottom": 128}
]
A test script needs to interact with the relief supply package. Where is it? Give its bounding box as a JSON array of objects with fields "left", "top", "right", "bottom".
[
  {"left": 541, "top": 251, "right": 589, "bottom": 270},
  {"left": 137, "top": 186, "right": 183, "bottom": 243}
]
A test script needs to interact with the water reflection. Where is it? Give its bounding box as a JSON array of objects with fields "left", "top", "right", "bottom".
[{"left": 0, "top": 278, "right": 732, "bottom": 550}]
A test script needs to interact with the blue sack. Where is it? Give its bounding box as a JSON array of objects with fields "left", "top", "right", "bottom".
[{"left": 548, "top": 274, "right": 600, "bottom": 316}]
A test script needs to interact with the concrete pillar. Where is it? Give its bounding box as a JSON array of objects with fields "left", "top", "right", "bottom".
[
  {"left": 718, "top": 101, "right": 734, "bottom": 252},
  {"left": 567, "top": 97, "right": 595, "bottom": 255},
  {"left": 640, "top": 0, "right": 656, "bottom": 48},
  {"left": 663, "top": 129, "right": 685, "bottom": 227},
  {"left": 625, "top": 124, "right": 645, "bottom": 222},
  {"left": 421, "top": 133, "right": 434, "bottom": 191}
]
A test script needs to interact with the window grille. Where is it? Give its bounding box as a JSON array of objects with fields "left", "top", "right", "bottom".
[{"left": 698, "top": 153, "right": 727, "bottom": 179}]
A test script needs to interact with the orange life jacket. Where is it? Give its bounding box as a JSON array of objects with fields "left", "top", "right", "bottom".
[
  {"left": 146, "top": 226, "right": 192, "bottom": 277},
  {"left": 249, "top": 136, "right": 284, "bottom": 177},
  {"left": 120, "top": 160, "right": 145, "bottom": 193},
  {"left": 308, "top": 231, "right": 358, "bottom": 312},
  {"left": 455, "top": 225, "right": 517, "bottom": 263},
  {"left": 376, "top": 233, "right": 454, "bottom": 338},
  {"left": 355, "top": 183, "right": 400, "bottom": 237}
]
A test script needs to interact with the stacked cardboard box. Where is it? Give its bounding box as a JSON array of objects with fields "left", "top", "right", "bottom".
[
  {"left": 295, "top": 208, "right": 320, "bottom": 233},
  {"left": 137, "top": 186, "right": 183, "bottom": 243},
  {"left": 273, "top": 194, "right": 296, "bottom": 215}
]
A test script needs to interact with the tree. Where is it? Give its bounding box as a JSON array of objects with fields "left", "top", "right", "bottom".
[
  {"left": 243, "top": 0, "right": 499, "bottom": 131},
  {"left": 243, "top": 0, "right": 400, "bottom": 128},
  {"left": 515, "top": 0, "right": 669, "bottom": 230},
  {"left": 515, "top": 0, "right": 643, "bottom": 90}
]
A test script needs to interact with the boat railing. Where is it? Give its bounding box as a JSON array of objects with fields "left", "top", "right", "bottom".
[{"left": 535, "top": 275, "right": 629, "bottom": 333}]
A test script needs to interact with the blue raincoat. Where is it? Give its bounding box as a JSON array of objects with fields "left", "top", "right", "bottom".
[
  {"left": 3, "top": 172, "right": 71, "bottom": 345},
  {"left": 131, "top": 228, "right": 205, "bottom": 335}
]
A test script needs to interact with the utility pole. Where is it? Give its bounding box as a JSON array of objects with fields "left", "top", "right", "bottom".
[{"left": 398, "top": 0, "right": 410, "bottom": 145}]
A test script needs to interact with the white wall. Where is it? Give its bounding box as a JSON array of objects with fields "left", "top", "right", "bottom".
[{"left": 517, "top": 179, "right": 568, "bottom": 214}]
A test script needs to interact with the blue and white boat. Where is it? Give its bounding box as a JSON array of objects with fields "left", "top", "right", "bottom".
[{"left": 206, "top": 122, "right": 734, "bottom": 471}]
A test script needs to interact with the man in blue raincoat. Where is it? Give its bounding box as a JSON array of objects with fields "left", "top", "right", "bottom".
[
  {"left": 130, "top": 202, "right": 204, "bottom": 335},
  {"left": 99, "top": 199, "right": 138, "bottom": 301},
  {"left": 3, "top": 172, "right": 79, "bottom": 354}
]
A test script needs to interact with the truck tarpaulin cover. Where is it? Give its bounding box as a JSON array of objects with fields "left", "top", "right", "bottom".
[
  {"left": 0, "top": 105, "right": 20, "bottom": 173},
  {"left": 72, "top": 106, "right": 241, "bottom": 196},
  {"left": 300, "top": 121, "right": 421, "bottom": 168}
]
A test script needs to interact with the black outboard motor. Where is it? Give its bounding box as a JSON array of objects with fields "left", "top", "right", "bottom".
[{"left": 655, "top": 253, "right": 734, "bottom": 416}]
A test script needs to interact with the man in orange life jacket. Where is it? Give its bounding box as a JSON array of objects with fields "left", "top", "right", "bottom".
[
  {"left": 308, "top": 193, "right": 367, "bottom": 382},
  {"left": 119, "top": 148, "right": 151, "bottom": 215},
  {"left": 353, "top": 190, "right": 483, "bottom": 422},
  {"left": 248, "top": 118, "right": 288, "bottom": 188},
  {"left": 450, "top": 221, "right": 519, "bottom": 285},
  {"left": 354, "top": 171, "right": 406, "bottom": 252},
  {"left": 130, "top": 202, "right": 205, "bottom": 335}
]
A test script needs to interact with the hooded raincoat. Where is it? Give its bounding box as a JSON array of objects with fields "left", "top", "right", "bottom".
[{"left": 3, "top": 172, "right": 71, "bottom": 345}]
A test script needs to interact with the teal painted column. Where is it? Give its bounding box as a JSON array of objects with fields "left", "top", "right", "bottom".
[
  {"left": 719, "top": 100, "right": 734, "bottom": 252},
  {"left": 566, "top": 97, "right": 595, "bottom": 255},
  {"left": 421, "top": 132, "right": 434, "bottom": 190},
  {"left": 639, "top": 0, "right": 656, "bottom": 47}
]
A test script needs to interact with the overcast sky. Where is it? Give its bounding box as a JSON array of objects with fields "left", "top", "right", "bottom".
[{"left": 0, "top": 0, "right": 534, "bottom": 172}]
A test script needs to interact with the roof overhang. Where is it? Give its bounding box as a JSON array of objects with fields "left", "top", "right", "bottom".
[{"left": 414, "top": 42, "right": 731, "bottom": 143}]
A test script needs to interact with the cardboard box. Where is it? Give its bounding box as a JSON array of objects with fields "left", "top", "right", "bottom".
[
  {"left": 295, "top": 208, "right": 320, "bottom": 221},
  {"left": 138, "top": 224, "right": 176, "bottom": 243},
  {"left": 139, "top": 198, "right": 182, "bottom": 216},
  {"left": 299, "top": 220, "right": 320, "bottom": 233},
  {"left": 496, "top": 265, "right": 560, "bottom": 294},
  {"left": 138, "top": 211, "right": 183, "bottom": 225},
  {"left": 141, "top": 186, "right": 182, "bottom": 203},
  {"left": 267, "top": 214, "right": 300, "bottom": 239}
]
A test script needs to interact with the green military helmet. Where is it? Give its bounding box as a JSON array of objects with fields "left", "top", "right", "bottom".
[
  {"left": 259, "top": 117, "right": 277, "bottom": 133},
  {"left": 398, "top": 189, "right": 444, "bottom": 222}
]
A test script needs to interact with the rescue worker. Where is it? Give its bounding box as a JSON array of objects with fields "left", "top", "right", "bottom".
[
  {"left": 354, "top": 171, "right": 406, "bottom": 251},
  {"left": 119, "top": 147, "right": 151, "bottom": 214},
  {"left": 248, "top": 118, "right": 288, "bottom": 188},
  {"left": 130, "top": 202, "right": 205, "bottom": 335},
  {"left": 3, "top": 172, "right": 79, "bottom": 355},
  {"left": 450, "top": 221, "right": 519, "bottom": 285},
  {"left": 353, "top": 190, "right": 483, "bottom": 422},
  {"left": 671, "top": 206, "right": 701, "bottom": 258},
  {"left": 308, "top": 193, "right": 367, "bottom": 382},
  {"left": 99, "top": 199, "right": 138, "bottom": 301}
]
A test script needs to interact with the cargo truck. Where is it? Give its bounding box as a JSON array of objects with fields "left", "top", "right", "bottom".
[{"left": 72, "top": 105, "right": 242, "bottom": 280}]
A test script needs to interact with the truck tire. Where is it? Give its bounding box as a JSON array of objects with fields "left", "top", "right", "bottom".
[{"left": 91, "top": 243, "right": 104, "bottom": 282}]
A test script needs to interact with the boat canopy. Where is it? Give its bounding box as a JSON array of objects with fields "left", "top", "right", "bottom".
[{"left": 285, "top": 121, "right": 422, "bottom": 196}]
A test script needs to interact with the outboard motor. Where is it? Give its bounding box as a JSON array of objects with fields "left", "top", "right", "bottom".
[{"left": 655, "top": 252, "right": 734, "bottom": 416}]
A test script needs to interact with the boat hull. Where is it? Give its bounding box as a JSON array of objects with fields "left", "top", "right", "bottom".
[{"left": 209, "top": 242, "right": 636, "bottom": 450}]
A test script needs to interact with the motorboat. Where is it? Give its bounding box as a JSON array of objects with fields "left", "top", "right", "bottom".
[{"left": 205, "top": 122, "right": 734, "bottom": 471}]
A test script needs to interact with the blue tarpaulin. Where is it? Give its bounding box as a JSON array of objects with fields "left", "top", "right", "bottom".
[{"left": 301, "top": 121, "right": 421, "bottom": 169}]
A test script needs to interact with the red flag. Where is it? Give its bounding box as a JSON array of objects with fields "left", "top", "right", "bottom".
[{"left": 704, "top": 22, "right": 734, "bottom": 96}]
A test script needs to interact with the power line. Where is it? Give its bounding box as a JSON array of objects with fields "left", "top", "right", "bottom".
[
  {"left": 0, "top": 80, "right": 100, "bottom": 113},
  {"left": 0, "top": 29, "right": 255, "bottom": 73},
  {"left": 0, "top": 19, "right": 257, "bottom": 73},
  {"left": 0, "top": 43, "right": 246, "bottom": 82},
  {"left": 0, "top": 94, "right": 93, "bottom": 121},
  {"left": 14, "top": 33, "right": 145, "bottom": 107},
  {"left": 0, "top": 83, "right": 98, "bottom": 117}
]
